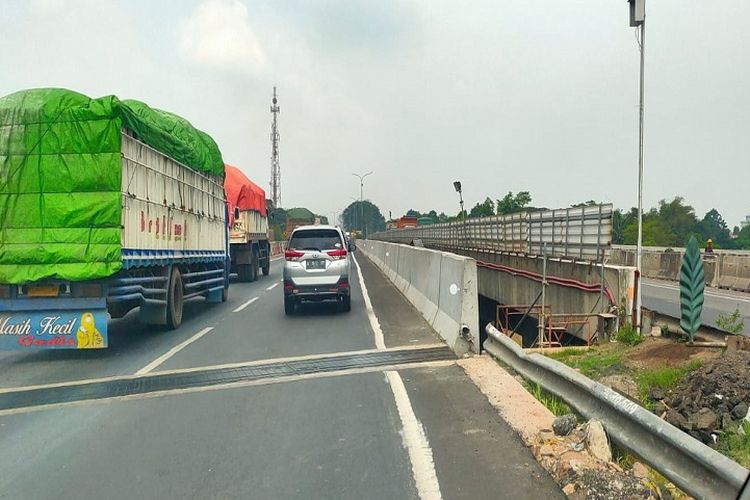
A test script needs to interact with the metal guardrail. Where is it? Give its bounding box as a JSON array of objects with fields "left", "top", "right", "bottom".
[
  {"left": 483, "top": 323, "right": 749, "bottom": 500},
  {"left": 372, "top": 204, "right": 613, "bottom": 261}
]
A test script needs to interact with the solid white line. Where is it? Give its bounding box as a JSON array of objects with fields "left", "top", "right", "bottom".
[
  {"left": 386, "top": 370, "right": 443, "bottom": 500},
  {"left": 353, "top": 254, "right": 443, "bottom": 500},
  {"left": 351, "top": 254, "right": 386, "bottom": 349},
  {"left": 0, "top": 360, "right": 456, "bottom": 418},
  {"left": 266, "top": 282, "right": 279, "bottom": 291},
  {"left": 233, "top": 296, "right": 259, "bottom": 312},
  {"left": 643, "top": 281, "right": 750, "bottom": 303},
  {"left": 135, "top": 327, "right": 215, "bottom": 375},
  {"left": 0, "top": 343, "right": 450, "bottom": 395}
]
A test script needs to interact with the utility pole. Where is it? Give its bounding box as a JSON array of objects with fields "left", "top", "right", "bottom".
[
  {"left": 270, "top": 87, "right": 281, "bottom": 209},
  {"left": 352, "top": 171, "right": 373, "bottom": 237},
  {"left": 629, "top": 0, "right": 646, "bottom": 332}
]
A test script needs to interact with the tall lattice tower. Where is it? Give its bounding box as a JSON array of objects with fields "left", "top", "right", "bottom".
[{"left": 269, "top": 87, "right": 281, "bottom": 208}]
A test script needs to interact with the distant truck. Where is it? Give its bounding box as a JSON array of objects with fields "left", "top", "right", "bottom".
[
  {"left": 396, "top": 216, "right": 419, "bottom": 229},
  {"left": 0, "top": 88, "right": 230, "bottom": 349},
  {"left": 225, "top": 165, "right": 270, "bottom": 281}
]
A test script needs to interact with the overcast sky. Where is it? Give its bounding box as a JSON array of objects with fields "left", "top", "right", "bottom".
[{"left": 2, "top": 0, "right": 748, "bottom": 226}]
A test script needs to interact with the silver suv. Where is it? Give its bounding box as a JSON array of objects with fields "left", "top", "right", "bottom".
[{"left": 283, "top": 225, "right": 354, "bottom": 315}]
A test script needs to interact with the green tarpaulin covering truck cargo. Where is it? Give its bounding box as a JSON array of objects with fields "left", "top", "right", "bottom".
[{"left": 0, "top": 88, "right": 225, "bottom": 284}]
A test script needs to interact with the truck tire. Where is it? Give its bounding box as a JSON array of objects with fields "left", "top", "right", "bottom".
[
  {"left": 261, "top": 257, "right": 270, "bottom": 276},
  {"left": 251, "top": 247, "right": 260, "bottom": 281},
  {"left": 166, "top": 267, "right": 184, "bottom": 330},
  {"left": 238, "top": 264, "right": 253, "bottom": 282}
]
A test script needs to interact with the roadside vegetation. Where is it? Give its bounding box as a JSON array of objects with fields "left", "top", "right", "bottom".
[
  {"left": 526, "top": 383, "right": 571, "bottom": 417},
  {"left": 539, "top": 329, "right": 750, "bottom": 468},
  {"left": 718, "top": 421, "right": 750, "bottom": 467},
  {"left": 716, "top": 307, "right": 745, "bottom": 335}
]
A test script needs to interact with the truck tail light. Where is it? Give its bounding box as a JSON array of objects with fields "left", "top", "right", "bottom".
[
  {"left": 285, "top": 249, "right": 304, "bottom": 261},
  {"left": 326, "top": 249, "right": 347, "bottom": 260}
]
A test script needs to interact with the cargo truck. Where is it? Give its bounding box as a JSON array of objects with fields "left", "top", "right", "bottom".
[
  {"left": 0, "top": 88, "right": 230, "bottom": 349},
  {"left": 225, "top": 164, "right": 270, "bottom": 281}
]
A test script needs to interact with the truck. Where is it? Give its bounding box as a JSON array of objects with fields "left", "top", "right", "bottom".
[
  {"left": 225, "top": 164, "right": 270, "bottom": 281},
  {"left": 0, "top": 88, "right": 230, "bottom": 349}
]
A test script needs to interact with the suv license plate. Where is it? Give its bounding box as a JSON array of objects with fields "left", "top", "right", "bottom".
[{"left": 306, "top": 259, "right": 326, "bottom": 270}]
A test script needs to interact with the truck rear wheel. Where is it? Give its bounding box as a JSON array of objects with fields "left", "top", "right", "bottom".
[
  {"left": 251, "top": 248, "right": 260, "bottom": 281},
  {"left": 238, "top": 264, "right": 253, "bottom": 282},
  {"left": 261, "top": 253, "right": 270, "bottom": 276},
  {"left": 166, "top": 267, "right": 184, "bottom": 330}
]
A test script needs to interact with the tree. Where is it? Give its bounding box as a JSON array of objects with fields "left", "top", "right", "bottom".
[
  {"left": 342, "top": 200, "right": 386, "bottom": 236},
  {"left": 613, "top": 208, "right": 635, "bottom": 245},
  {"left": 699, "top": 208, "right": 732, "bottom": 249},
  {"left": 406, "top": 209, "right": 420, "bottom": 218},
  {"left": 657, "top": 197, "right": 697, "bottom": 246},
  {"left": 571, "top": 200, "right": 599, "bottom": 208},
  {"left": 496, "top": 191, "right": 532, "bottom": 215},
  {"left": 469, "top": 197, "right": 495, "bottom": 217}
]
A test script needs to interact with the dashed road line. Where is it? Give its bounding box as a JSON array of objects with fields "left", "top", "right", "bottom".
[
  {"left": 136, "top": 327, "right": 214, "bottom": 375},
  {"left": 233, "top": 296, "right": 259, "bottom": 312},
  {"left": 266, "top": 282, "right": 279, "bottom": 291}
]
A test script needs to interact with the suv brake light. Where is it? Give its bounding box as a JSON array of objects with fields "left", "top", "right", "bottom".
[
  {"left": 285, "top": 249, "right": 304, "bottom": 261},
  {"left": 326, "top": 248, "right": 348, "bottom": 260}
]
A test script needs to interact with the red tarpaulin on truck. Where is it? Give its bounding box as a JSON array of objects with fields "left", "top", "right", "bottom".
[{"left": 224, "top": 164, "right": 267, "bottom": 224}]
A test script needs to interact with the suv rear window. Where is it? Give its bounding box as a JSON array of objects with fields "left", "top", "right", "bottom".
[{"left": 289, "top": 229, "right": 343, "bottom": 251}]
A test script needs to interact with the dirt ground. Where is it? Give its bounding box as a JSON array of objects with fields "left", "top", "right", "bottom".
[{"left": 623, "top": 336, "right": 721, "bottom": 370}]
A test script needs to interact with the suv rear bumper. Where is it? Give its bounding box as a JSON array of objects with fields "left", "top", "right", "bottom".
[{"left": 283, "top": 278, "right": 349, "bottom": 301}]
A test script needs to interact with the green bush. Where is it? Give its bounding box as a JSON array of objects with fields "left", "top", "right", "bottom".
[
  {"left": 716, "top": 308, "right": 744, "bottom": 334},
  {"left": 615, "top": 323, "right": 643, "bottom": 346}
]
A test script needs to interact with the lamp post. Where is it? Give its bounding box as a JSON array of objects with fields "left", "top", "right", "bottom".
[
  {"left": 453, "top": 181, "right": 465, "bottom": 243},
  {"left": 629, "top": 0, "right": 646, "bottom": 333},
  {"left": 352, "top": 171, "right": 374, "bottom": 237}
]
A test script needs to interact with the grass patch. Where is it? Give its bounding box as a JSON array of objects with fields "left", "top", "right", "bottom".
[
  {"left": 615, "top": 323, "right": 643, "bottom": 346},
  {"left": 718, "top": 422, "right": 750, "bottom": 468},
  {"left": 635, "top": 360, "right": 703, "bottom": 409},
  {"left": 547, "top": 346, "right": 626, "bottom": 380},
  {"left": 527, "top": 383, "right": 572, "bottom": 417}
]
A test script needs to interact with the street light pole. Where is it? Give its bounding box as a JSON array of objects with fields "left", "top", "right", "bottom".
[
  {"left": 352, "top": 171, "right": 373, "bottom": 237},
  {"left": 629, "top": 0, "right": 646, "bottom": 333},
  {"left": 453, "top": 181, "right": 465, "bottom": 243}
]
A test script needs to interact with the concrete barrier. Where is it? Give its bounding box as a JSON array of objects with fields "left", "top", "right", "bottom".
[
  {"left": 611, "top": 245, "right": 750, "bottom": 293},
  {"left": 360, "top": 240, "right": 478, "bottom": 355}
]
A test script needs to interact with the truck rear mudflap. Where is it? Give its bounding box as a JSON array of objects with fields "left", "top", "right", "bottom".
[{"left": 0, "top": 287, "right": 108, "bottom": 350}]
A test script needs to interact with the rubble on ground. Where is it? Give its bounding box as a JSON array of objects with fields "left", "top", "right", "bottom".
[
  {"left": 533, "top": 417, "right": 664, "bottom": 499},
  {"left": 650, "top": 351, "right": 750, "bottom": 445}
]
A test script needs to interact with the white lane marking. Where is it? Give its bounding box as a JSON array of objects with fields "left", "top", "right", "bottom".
[
  {"left": 135, "top": 327, "right": 215, "bottom": 375},
  {"left": 353, "top": 254, "right": 443, "bottom": 500},
  {"left": 233, "top": 296, "right": 259, "bottom": 312},
  {"left": 351, "top": 254, "right": 386, "bottom": 349},
  {"left": 643, "top": 281, "right": 750, "bottom": 303},
  {"left": 266, "top": 282, "right": 279, "bottom": 291},
  {"left": 0, "top": 360, "right": 456, "bottom": 417},
  {"left": 0, "top": 343, "right": 450, "bottom": 395},
  {"left": 386, "top": 370, "right": 443, "bottom": 500}
]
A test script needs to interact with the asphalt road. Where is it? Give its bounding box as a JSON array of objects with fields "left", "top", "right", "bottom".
[
  {"left": 0, "top": 255, "right": 563, "bottom": 500},
  {"left": 642, "top": 278, "right": 750, "bottom": 332}
]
